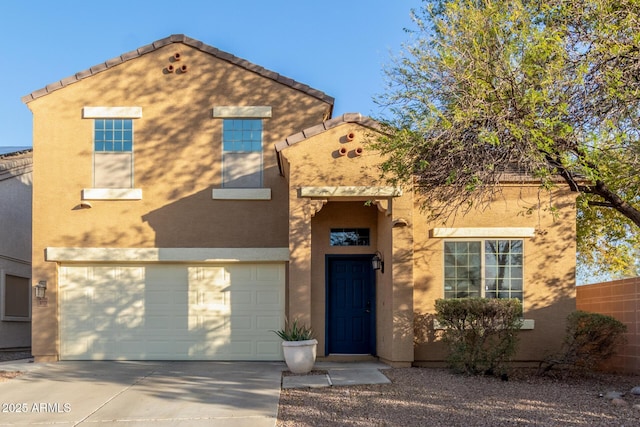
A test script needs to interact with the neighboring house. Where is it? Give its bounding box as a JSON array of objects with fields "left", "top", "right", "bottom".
[
  {"left": 0, "top": 149, "right": 32, "bottom": 349},
  {"left": 23, "top": 35, "right": 578, "bottom": 365}
]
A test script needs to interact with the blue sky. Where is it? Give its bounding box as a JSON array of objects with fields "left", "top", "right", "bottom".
[{"left": 0, "top": 0, "right": 421, "bottom": 148}]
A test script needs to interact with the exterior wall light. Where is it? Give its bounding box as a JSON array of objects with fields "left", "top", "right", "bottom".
[
  {"left": 372, "top": 251, "right": 384, "bottom": 273},
  {"left": 35, "top": 281, "right": 47, "bottom": 299}
]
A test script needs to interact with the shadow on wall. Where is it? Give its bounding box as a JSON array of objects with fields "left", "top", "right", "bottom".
[
  {"left": 411, "top": 189, "right": 578, "bottom": 365},
  {"left": 58, "top": 263, "right": 284, "bottom": 361}
]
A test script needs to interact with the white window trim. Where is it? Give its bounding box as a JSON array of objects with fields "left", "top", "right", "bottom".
[
  {"left": 212, "top": 188, "right": 271, "bottom": 200},
  {"left": 83, "top": 106, "right": 142, "bottom": 118},
  {"left": 45, "top": 247, "right": 289, "bottom": 263},
  {"left": 82, "top": 188, "right": 142, "bottom": 200},
  {"left": 213, "top": 106, "right": 272, "bottom": 118},
  {"left": 432, "top": 227, "right": 535, "bottom": 238},
  {"left": 443, "top": 238, "right": 525, "bottom": 305},
  {"left": 1, "top": 269, "right": 32, "bottom": 322},
  {"left": 83, "top": 107, "right": 141, "bottom": 193}
]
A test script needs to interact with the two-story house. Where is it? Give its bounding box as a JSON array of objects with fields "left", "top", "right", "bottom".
[{"left": 23, "top": 35, "right": 577, "bottom": 365}]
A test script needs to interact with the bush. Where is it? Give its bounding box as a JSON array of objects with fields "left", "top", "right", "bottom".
[
  {"left": 539, "top": 310, "right": 627, "bottom": 375},
  {"left": 435, "top": 298, "right": 523, "bottom": 376}
]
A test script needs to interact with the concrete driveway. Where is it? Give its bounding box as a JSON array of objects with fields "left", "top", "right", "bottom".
[{"left": 0, "top": 361, "right": 284, "bottom": 426}]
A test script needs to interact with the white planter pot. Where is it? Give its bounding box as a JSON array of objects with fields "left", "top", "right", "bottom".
[{"left": 282, "top": 339, "right": 318, "bottom": 374}]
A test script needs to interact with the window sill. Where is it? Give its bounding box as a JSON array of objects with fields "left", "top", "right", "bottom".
[
  {"left": 212, "top": 188, "right": 271, "bottom": 200},
  {"left": 82, "top": 188, "right": 142, "bottom": 200},
  {"left": 433, "top": 319, "right": 535, "bottom": 330}
]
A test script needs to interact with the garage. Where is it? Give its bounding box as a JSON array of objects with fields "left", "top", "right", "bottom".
[{"left": 59, "top": 263, "right": 285, "bottom": 361}]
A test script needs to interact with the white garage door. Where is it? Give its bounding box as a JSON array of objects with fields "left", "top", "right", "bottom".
[{"left": 59, "top": 263, "right": 285, "bottom": 361}]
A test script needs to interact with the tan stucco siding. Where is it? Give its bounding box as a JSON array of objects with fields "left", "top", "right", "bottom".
[
  {"left": 412, "top": 186, "right": 577, "bottom": 364},
  {"left": 281, "top": 123, "right": 415, "bottom": 364},
  {"left": 28, "top": 43, "right": 332, "bottom": 360}
]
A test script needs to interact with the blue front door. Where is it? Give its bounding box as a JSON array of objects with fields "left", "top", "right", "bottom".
[{"left": 327, "top": 256, "right": 375, "bottom": 355}]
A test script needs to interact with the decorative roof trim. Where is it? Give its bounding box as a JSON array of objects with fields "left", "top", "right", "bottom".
[
  {"left": 274, "top": 113, "right": 381, "bottom": 153},
  {"left": 22, "top": 34, "right": 335, "bottom": 106}
]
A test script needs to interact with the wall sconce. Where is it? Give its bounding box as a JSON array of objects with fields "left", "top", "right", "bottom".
[
  {"left": 35, "top": 281, "right": 47, "bottom": 299},
  {"left": 372, "top": 251, "right": 384, "bottom": 273}
]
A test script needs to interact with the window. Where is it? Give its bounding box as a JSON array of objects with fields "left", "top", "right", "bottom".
[
  {"left": 444, "top": 240, "right": 523, "bottom": 303},
  {"left": 1, "top": 273, "right": 30, "bottom": 321},
  {"left": 330, "top": 228, "right": 370, "bottom": 246},
  {"left": 222, "top": 119, "right": 262, "bottom": 188},
  {"left": 94, "top": 118, "right": 134, "bottom": 188}
]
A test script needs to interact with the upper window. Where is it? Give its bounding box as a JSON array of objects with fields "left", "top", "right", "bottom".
[
  {"left": 222, "top": 119, "right": 263, "bottom": 188},
  {"left": 94, "top": 119, "right": 133, "bottom": 152},
  {"left": 93, "top": 119, "right": 134, "bottom": 188},
  {"left": 444, "top": 240, "right": 523, "bottom": 303}
]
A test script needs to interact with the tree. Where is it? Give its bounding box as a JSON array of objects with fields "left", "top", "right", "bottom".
[{"left": 374, "top": 0, "right": 640, "bottom": 278}]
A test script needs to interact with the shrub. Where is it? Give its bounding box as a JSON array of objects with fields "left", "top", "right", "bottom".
[
  {"left": 435, "top": 298, "right": 522, "bottom": 376},
  {"left": 539, "top": 310, "right": 627, "bottom": 375}
]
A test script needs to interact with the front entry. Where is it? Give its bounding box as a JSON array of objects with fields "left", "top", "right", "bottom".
[{"left": 326, "top": 256, "right": 376, "bottom": 355}]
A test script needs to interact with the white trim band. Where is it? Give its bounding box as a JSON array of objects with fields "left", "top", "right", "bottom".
[
  {"left": 45, "top": 247, "right": 290, "bottom": 263},
  {"left": 212, "top": 106, "right": 272, "bottom": 118},
  {"left": 83, "top": 107, "right": 142, "bottom": 118},
  {"left": 82, "top": 188, "right": 142, "bottom": 200},
  {"left": 299, "top": 186, "right": 402, "bottom": 198},
  {"left": 432, "top": 227, "right": 536, "bottom": 238},
  {"left": 212, "top": 188, "right": 272, "bottom": 200}
]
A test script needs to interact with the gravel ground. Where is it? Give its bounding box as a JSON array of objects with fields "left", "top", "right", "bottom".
[
  {"left": 0, "top": 349, "right": 31, "bottom": 382},
  {"left": 277, "top": 367, "right": 640, "bottom": 426}
]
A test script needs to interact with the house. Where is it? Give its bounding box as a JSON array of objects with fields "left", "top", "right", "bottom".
[
  {"left": 23, "top": 35, "right": 578, "bottom": 365},
  {"left": 0, "top": 149, "right": 32, "bottom": 349}
]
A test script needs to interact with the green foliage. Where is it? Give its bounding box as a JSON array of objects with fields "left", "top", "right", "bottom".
[
  {"left": 375, "top": 0, "right": 640, "bottom": 277},
  {"left": 435, "top": 298, "right": 522, "bottom": 375},
  {"left": 539, "top": 310, "right": 627, "bottom": 374},
  {"left": 272, "top": 319, "right": 314, "bottom": 341}
]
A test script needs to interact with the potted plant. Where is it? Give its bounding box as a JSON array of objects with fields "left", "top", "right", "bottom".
[{"left": 273, "top": 319, "right": 318, "bottom": 374}]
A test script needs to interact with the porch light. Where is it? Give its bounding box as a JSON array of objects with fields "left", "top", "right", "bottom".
[
  {"left": 372, "top": 252, "right": 384, "bottom": 273},
  {"left": 35, "top": 281, "right": 47, "bottom": 299}
]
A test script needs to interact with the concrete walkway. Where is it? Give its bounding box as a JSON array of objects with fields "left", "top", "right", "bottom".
[
  {"left": 0, "top": 359, "right": 391, "bottom": 426},
  {"left": 282, "top": 361, "right": 391, "bottom": 389}
]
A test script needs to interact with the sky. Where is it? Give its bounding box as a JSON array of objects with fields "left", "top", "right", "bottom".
[{"left": 0, "top": 0, "right": 422, "bottom": 149}]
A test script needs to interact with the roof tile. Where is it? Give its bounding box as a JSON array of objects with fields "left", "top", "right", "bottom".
[
  {"left": 59, "top": 75, "right": 78, "bottom": 86},
  {"left": 274, "top": 141, "right": 290, "bottom": 152},
  {"left": 285, "top": 132, "right": 306, "bottom": 145},
  {"left": 45, "top": 81, "right": 63, "bottom": 92},
  {"left": 75, "top": 69, "right": 92, "bottom": 79},
  {"left": 121, "top": 49, "right": 139, "bottom": 61},
  {"left": 30, "top": 88, "right": 48, "bottom": 99},
  {"left": 105, "top": 56, "right": 123, "bottom": 67},
  {"left": 137, "top": 43, "right": 156, "bottom": 55},
  {"left": 90, "top": 63, "right": 108, "bottom": 74}
]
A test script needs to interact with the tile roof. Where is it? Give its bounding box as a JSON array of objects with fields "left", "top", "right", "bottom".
[
  {"left": 274, "top": 113, "right": 382, "bottom": 176},
  {"left": 0, "top": 149, "right": 33, "bottom": 182},
  {"left": 21, "top": 34, "right": 335, "bottom": 106},
  {"left": 274, "top": 113, "right": 381, "bottom": 153}
]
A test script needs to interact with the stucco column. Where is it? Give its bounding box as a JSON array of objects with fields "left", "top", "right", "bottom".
[
  {"left": 390, "top": 189, "right": 415, "bottom": 364},
  {"left": 287, "top": 192, "right": 322, "bottom": 325}
]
